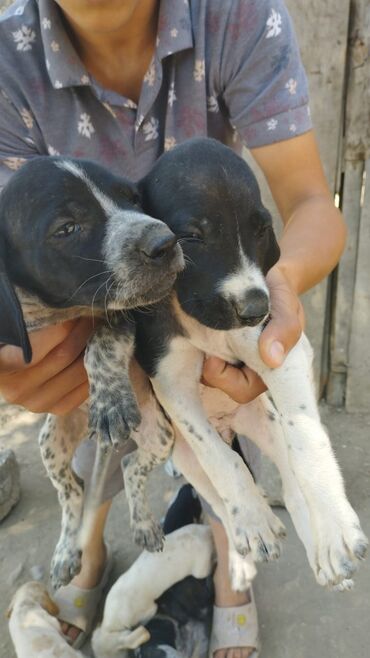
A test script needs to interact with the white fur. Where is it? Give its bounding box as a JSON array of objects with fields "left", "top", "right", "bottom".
[
  {"left": 219, "top": 243, "right": 269, "bottom": 302},
  {"left": 56, "top": 160, "right": 121, "bottom": 218},
  {"left": 7, "top": 582, "right": 83, "bottom": 658},
  {"left": 124, "top": 300, "right": 367, "bottom": 590},
  {"left": 92, "top": 524, "right": 214, "bottom": 658},
  {"left": 165, "top": 321, "right": 367, "bottom": 588}
]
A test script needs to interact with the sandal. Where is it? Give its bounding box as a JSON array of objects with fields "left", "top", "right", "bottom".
[
  {"left": 208, "top": 588, "right": 260, "bottom": 657},
  {"left": 52, "top": 547, "right": 114, "bottom": 650}
]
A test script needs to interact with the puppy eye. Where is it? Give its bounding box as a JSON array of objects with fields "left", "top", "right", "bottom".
[
  {"left": 53, "top": 221, "right": 82, "bottom": 238},
  {"left": 180, "top": 228, "right": 203, "bottom": 242}
]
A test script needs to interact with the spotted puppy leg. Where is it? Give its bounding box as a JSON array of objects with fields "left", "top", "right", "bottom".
[
  {"left": 122, "top": 391, "right": 174, "bottom": 551},
  {"left": 84, "top": 322, "right": 141, "bottom": 450},
  {"left": 230, "top": 329, "right": 368, "bottom": 588},
  {"left": 152, "top": 338, "right": 285, "bottom": 566},
  {"left": 172, "top": 433, "right": 258, "bottom": 592},
  {"left": 38, "top": 408, "right": 88, "bottom": 589}
]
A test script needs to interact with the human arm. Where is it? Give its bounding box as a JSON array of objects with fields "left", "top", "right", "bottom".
[{"left": 202, "top": 131, "right": 347, "bottom": 402}]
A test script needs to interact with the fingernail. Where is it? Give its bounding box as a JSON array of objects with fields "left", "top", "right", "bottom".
[{"left": 269, "top": 341, "right": 284, "bottom": 366}]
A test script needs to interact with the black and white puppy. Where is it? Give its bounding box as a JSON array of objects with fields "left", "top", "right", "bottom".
[
  {"left": 121, "top": 138, "right": 367, "bottom": 591},
  {"left": 0, "top": 157, "right": 184, "bottom": 588}
]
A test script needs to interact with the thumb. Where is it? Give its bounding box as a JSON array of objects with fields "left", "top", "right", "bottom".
[
  {"left": 259, "top": 265, "right": 305, "bottom": 369},
  {"left": 259, "top": 303, "right": 304, "bottom": 368}
]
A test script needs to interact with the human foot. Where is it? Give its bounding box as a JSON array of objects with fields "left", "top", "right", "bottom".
[
  {"left": 211, "top": 564, "right": 258, "bottom": 658},
  {"left": 58, "top": 542, "right": 108, "bottom": 645}
]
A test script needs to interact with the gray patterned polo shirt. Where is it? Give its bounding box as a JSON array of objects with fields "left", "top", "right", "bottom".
[{"left": 0, "top": 0, "right": 312, "bottom": 188}]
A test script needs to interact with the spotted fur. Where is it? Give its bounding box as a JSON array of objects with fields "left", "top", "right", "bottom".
[
  {"left": 0, "top": 156, "right": 183, "bottom": 589},
  {"left": 123, "top": 139, "right": 368, "bottom": 591}
]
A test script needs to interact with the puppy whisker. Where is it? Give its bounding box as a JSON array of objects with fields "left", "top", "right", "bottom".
[
  {"left": 71, "top": 255, "right": 106, "bottom": 264},
  {"left": 104, "top": 275, "right": 116, "bottom": 327},
  {"left": 67, "top": 269, "right": 113, "bottom": 302},
  {"left": 90, "top": 276, "right": 114, "bottom": 323},
  {"left": 183, "top": 254, "right": 195, "bottom": 267}
]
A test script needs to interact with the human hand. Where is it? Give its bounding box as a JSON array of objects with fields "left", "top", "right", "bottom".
[
  {"left": 201, "top": 264, "right": 305, "bottom": 403},
  {"left": 0, "top": 318, "right": 95, "bottom": 415}
]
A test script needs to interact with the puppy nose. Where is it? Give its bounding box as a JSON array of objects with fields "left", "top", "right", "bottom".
[
  {"left": 140, "top": 229, "right": 177, "bottom": 260},
  {"left": 234, "top": 288, "right": 269, "bottom": 326}
]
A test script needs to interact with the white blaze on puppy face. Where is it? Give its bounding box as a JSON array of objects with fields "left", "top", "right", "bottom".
[
  {"left": 218, "top": 242, "right": 269, "bottom": 302},
  {"left": 55, "top": 160, "right": 123, "bottom": 218},
  {"left": 55, "top": 160, "right": 167, "bottom": 281}
]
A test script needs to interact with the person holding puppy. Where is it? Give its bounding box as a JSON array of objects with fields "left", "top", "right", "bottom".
[{"left": 0, "top": 1, "right": 346, "bottom": 656}]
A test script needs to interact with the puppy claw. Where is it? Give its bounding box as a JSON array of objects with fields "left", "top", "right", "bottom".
[
  {"left": 255, "top": 537, "right": 281, "bottom": 562},
  {"left": 89, "top": 401, "right": 141, "bottom": 449},
  {"left": 354, "top": 540, "right": 368, "bottom": 561},
  {"left": 332, "top": 578, "right": 354, "bottom": 592}
]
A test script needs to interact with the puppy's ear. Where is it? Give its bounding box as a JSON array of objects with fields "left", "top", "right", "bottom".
[
  {"left": 0, "top": 243, "right": 32, "bottom": 363},
  {"left": 41, "top": 592, "right": 59, "bottom": 617},
  {"left": 263, "top": 225, "right": 280, "bottom": 274}
]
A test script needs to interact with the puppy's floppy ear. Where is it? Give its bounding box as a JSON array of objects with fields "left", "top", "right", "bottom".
[
  {"left": 258, "top": 207, "right": 280, "bottom": 274},
  {"left": 263, "top": 225, "right": 280, "bottom": 273},
  {"left": 0, "top": 241, "right": 32, "bottom": 363},
  {"left": 41, "top": 592, "right": 59, "bottom": 617}
]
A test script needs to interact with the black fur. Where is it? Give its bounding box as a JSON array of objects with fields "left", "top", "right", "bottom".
[
  {"left": 0, "top": 156, "right": 181, "bottom": 362},
  {"left": 135, "top": 137, "right": 280, "bottom": 375}
]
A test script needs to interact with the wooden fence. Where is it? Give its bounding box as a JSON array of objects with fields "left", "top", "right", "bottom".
[{"left": 249, "top": 0, "right": 369, "bottom": 412}]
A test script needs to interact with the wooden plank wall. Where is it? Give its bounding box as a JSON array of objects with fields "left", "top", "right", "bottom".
[{"left": 327, "top": 0, "right": 370, "bottom": 412}]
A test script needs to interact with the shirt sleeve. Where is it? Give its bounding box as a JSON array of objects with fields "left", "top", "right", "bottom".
[
  {"left": 219, "top": 0, "right": 312, "bottom": 148},
  {"left": 0, "top": 88, "right": 40, "bottom": 192}
]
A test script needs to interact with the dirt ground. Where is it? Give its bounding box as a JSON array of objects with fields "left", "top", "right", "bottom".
[{"left": 0, "top": 399, "right": 369, "bottom": 658}]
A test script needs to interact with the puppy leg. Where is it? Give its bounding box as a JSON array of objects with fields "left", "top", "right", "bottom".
[
  {"left": 230, "top": 329, "right": 368, "bottom": 587},
  {"left": 153, "top": 339, "right": 285, "bottom": 565},
  {"left": 231, "top": 397, "right": 315, "bottom": 564},
  {"left": 38, "top": 408, "right": 88, "bottom": 589},
  {"left": 123, "top": 448, "right": 168, "bottom": 551},
  {"left": 172, "top": 434, "right": 257, "bottom": 591},
  {"left": 122, "top": 387, "right": 174, "bottom": 551},
  {"left": 84, "top": 322, "right": 141, "bottom": 450}
]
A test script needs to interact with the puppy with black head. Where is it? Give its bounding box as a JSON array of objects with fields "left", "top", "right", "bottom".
[
  {"left": 122, "top": 138, "right": 367, "bottom": 592},
  {"left": 0, "top": 156, "right": 184, "bottom": 588}
]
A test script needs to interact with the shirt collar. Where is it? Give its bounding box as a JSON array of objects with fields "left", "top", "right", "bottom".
[
  {"left": 156, "top": 0, "right": 193, "bottom": 61},
  {"left": 38, "top": 0, "right": 193, "bottom": 91},
  {"left": 38, "top": 0, "right": 90, "bottom": 89}
]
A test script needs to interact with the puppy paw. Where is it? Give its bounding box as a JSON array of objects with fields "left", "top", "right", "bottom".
[
  {"left": 132, "top": 517, "right": 165, "bottom": 552},
  {"left": 229, "top": 501, "right": 286, "bottom": 563},
  {"left": 51, "top": 546, "right": 82, "bottom": 589},
  {"left": 313, "top": 508, "right": 368, "bottom": 588},
  {"left": 89, "top": 395, "right": 141, "bottom": 448}
]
